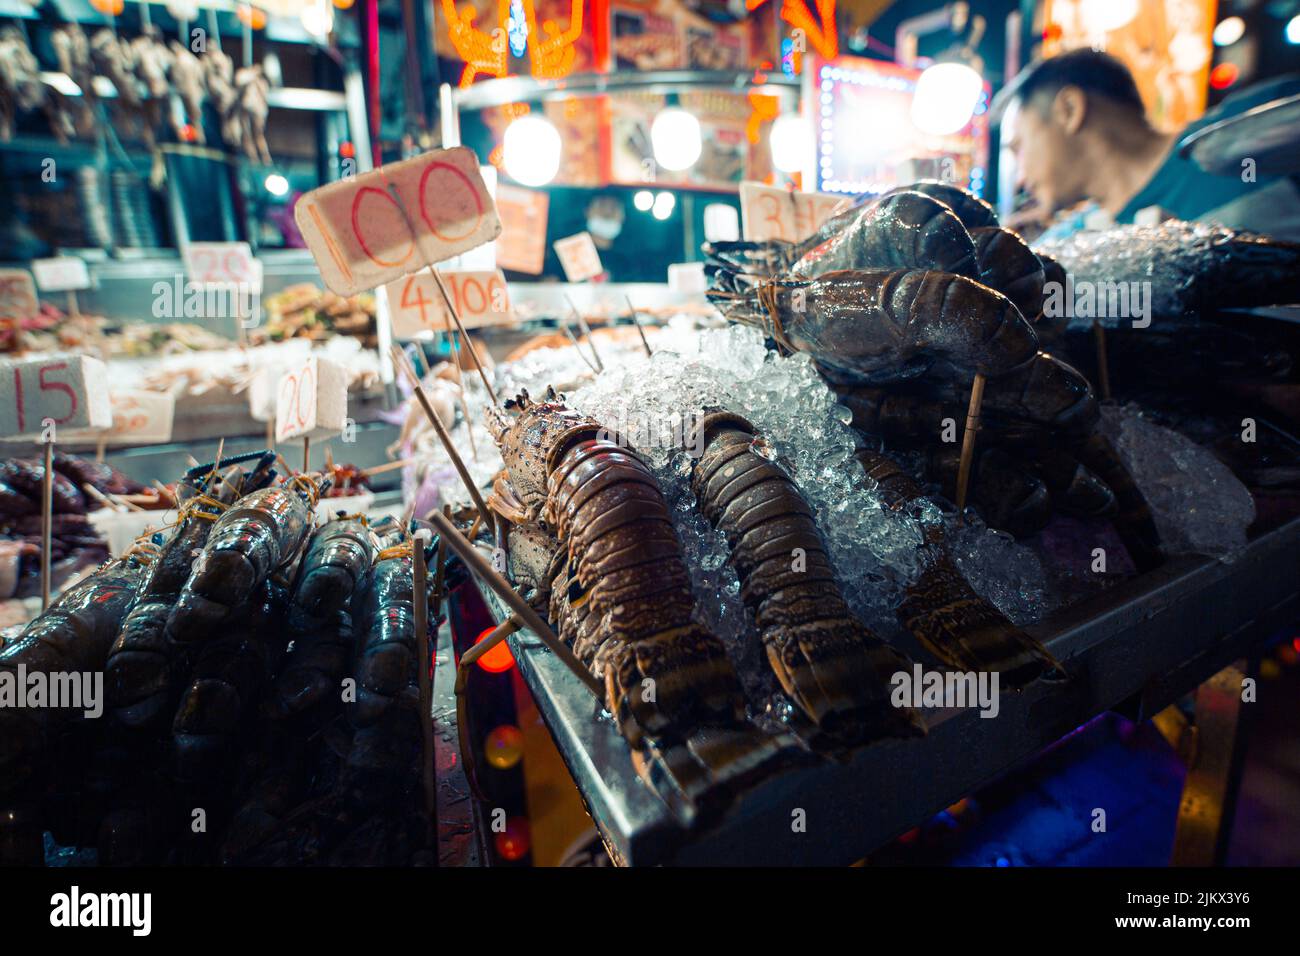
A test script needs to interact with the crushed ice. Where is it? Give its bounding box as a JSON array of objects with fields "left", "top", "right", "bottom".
[{"left": 1100, "top": 403, "right": 1255, "bottom": 557}]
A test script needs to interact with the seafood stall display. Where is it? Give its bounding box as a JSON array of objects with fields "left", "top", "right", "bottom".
[
  {"left": 3, "top": 0, "right": 1300, "bottom": 904},
  {"left": 1, "top": 452, "right": 442, "bottom": 865}
]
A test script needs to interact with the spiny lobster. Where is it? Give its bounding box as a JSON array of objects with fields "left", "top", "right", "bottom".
[
  {"left": 689, "top": 410, "right": 923, "bottom": 741},
  {"left": 487, "top": 390, "right": 795, "bottom": 815}
]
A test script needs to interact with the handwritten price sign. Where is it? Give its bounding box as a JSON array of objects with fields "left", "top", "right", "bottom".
[
  {"left": 274, "top": 356, "right": 348, "bottom": 443},
  {"left": 495, "top": 184, "right": 549, "bottom": 275},
  {"left": 183, "top": 242, "right": 261, "bottom": 288},
  {"left": 553, "top": 232, "right": 603, "bottom": 282},
  {"left": 64, "top": 389, "right": 175, "bottom": 446},
  {"left": 0, "top": 269, "right": 39, "bottom": 325},
  {"left": 739, "top": 182, "right": 847, "bottom": 243},
  {"left": 294, "top": 147, "right": 502, "bottom": 297},
  {"left": 31, "top": 257, "right": 91, "bottom": 293},
  {"left": 0, "top": 355, "right": 111, "bottom": 439},
  {"left": 386, "top": 270, "right": 512, "bottom": 337}
]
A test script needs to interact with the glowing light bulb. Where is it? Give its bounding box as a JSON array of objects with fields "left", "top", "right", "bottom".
[
  {"left": 264, "top": 173, "right": 289, "bottom": 196},
  {"left": 1286, "top": 15, "right": 1300, "bottom": 45},
  {"left": 910, "top": 63, "right": 984, "bottom": 136},
  {"left": 485, "top": 725, "right": 525, "bottom": 769},
  {"left": 502, "top": 115, "right": 562, "bottom": 187},
  {"left": 651, "top": 108, "right": 702, "bottom": 171},
  {"left": 652, "top": 191, "right": 676, "bottom": 220},
  {"left": 1213, "top": 16, "right": 1245, "bottom": 47},
  {"left": 472, "top": 626, "right": 516, "bottom": 673},
  {"left": 633, "top": 190, "right": 654, "bottom": 212},
  {"left": 769, "top": 114, "right": 812, "bottom": 175}
]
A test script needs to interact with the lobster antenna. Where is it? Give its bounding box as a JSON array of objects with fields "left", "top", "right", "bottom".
[
  {"left": 560, "top": 313, "right": 599, "bottom": 374},
  {"left": 565, "top": 294, "right": 605, "bottom": 372},
  {"left": 390, "top": 345, "right": 495, "bottom": 537},
  {"left": 626, "top": 295, "right": 653, "bottom": 357}
]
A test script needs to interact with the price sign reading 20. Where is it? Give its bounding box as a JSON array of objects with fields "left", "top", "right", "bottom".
[{"left": 294, "top": 147, "right": 503, "bottom": 297}]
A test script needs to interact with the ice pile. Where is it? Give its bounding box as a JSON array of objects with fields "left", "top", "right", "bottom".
[
  {"left": 1100, "top": 404, "right": 1255, "bottom": 557},
  {"left": 561, "top": 324, "right": 1053, "bottom": 693}
]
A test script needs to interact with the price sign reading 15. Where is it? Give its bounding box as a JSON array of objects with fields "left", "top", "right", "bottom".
[{"left": 0, "top": 355, "right": 112, "bottom": 439}]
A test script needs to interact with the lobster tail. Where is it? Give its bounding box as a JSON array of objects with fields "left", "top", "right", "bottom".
[
  {"left": 858, "top": 448, "right": 1065, "bottom": 689},
  {"left": 691, "top": 411, "right": 924, "bottom": 744}
]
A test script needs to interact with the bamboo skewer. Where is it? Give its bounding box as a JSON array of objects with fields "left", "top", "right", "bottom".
[
  {"left": 427, "top": 510, "right": 602, "bottom": 699},
  {"left": 390, "top": 346, "right": 495, "bottom": 537},
  {"left": 40, "top": 438, "right": 53, "bottom": 611},
  {"left": 626, "top": 295, "right": 653, "bottom": 357},
  {"left": 954, "top": 373, "right": 987, "bottom": 522},
  {"left": 362, "top": 457, "right": 416, "bottom": 478}
]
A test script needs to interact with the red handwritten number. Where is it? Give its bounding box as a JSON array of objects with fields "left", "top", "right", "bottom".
[
  {"left": 296, "top": 364, "right": 316, "bottom": 430},
  {"left": 418, "top": 161, "right": 484, "bottom": 243},
  {"left": 400, "top": 276, "right": 432, "bottom": 324},
  {"left": 350, "top": 187, "right": 414, "bottom": 268},
  {"left": 39, "top": 363, "right": 77, "bottom": 424}
]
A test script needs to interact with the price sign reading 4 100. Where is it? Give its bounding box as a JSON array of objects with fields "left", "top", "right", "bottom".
[{"left": 294, "top": 147, "right": 502, "bottom": 297}]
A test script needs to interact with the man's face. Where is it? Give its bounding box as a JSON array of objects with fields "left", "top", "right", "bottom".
[{"left": 1005, "top": 93, "right": 1087, "bottom": 214}]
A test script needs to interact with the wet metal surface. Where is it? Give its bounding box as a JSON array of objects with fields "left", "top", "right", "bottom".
[{"left": 483, "top": 517, "right": 1300, "bottom": 866}]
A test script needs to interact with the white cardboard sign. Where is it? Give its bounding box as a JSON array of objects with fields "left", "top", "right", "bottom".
[
  {"left": 739, "top": 182, "right": 846, "bottom": 243},
  {"left": 552, "top": 232, "right": 603, "bottom": 282},
  {"left": 294, "top": 147, "right": 502, "bottom": 297},
  {"left": 0, "top": 354, "right": 112, "bottom": 439},
  {"left": 274, "top": 356, "right": 348, "bottom": 442},
  {"left": 32, "top": 257, "right": 91, "bottom": 292},
  {"left": 183, "top": 242, "right": 261, "bottom": 289},
  {"left": 386, "top": 269, "right": 513, "bottom": 337}
]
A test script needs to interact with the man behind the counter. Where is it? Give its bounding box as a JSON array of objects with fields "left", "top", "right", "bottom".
[{"left": 992, "top": 48, "right": 1300, "bottom": 240}]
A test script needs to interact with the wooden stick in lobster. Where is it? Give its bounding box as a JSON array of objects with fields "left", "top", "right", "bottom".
[
  {"left": 411, "top": 528, "right": 438, "bottom": 844},
  {"left": 428, "top": 509, "right": 603, "bottom": 699},
  {"left": 390, "top": 346, "right": 495, "bottom": 537},
  {"left": 1092, "top": 320, "right": 1112, "bottom": 401},
  {"left": 954, "top": 372, "right": 987, "bottom": 522},
  {"left": 626, "top": 295, "right": 653, "bottom": 357},
  {"left": 40, "top": 436, "right": 53, "bottom": 611},
  {"left": 303, "top": 436, "right": 311, "bottom": 474}
]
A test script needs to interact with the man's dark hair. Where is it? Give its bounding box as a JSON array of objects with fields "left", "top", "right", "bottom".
[{"left": 990, "top": 48, "right": 1147, "bottom": 122}]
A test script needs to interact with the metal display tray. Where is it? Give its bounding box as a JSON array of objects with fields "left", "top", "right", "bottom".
[{"left": 479, "top": 518, "right": 1300, "bottom": 866}]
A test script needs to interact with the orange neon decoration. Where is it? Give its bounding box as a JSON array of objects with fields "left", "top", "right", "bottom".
[
  {"left": 745, "top": 91, "right": 779, "bottom": 144},
  {"left": 747, "top": 0, "right": 838, "bottom": 61},
  {"left": 442, "top": 0, "right": 585, "bottom": 87}
]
